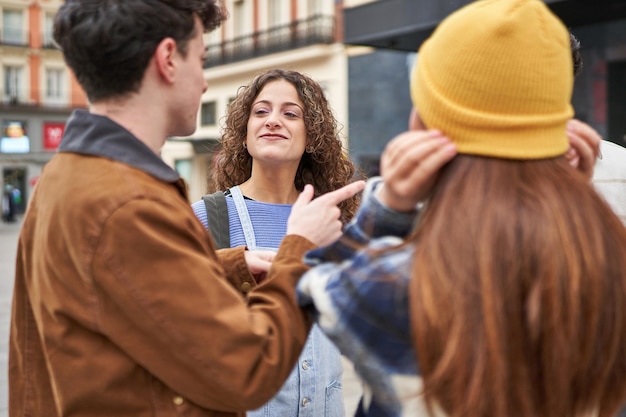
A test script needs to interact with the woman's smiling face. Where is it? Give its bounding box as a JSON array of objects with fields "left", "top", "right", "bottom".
[{"left": 245, "top": 79, "right": 307, "bottom": 165}]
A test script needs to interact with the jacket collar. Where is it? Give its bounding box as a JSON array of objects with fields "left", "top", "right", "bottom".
[{"left": 58, "top": 109, "right": 180, "bottom": 183}]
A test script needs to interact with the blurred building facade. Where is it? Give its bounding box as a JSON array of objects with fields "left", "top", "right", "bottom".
[
  {"left": 3, "top": 0, "right": 622, "bottom": 206},
  {"left": 343, "top": 0, "right": 626, "bottom": 175},
  {"left": 163, "top": 0, "right": 350, "bottom": 202},
  {"left": 0, "top": 0, "right": 87, "bottom": 213}
]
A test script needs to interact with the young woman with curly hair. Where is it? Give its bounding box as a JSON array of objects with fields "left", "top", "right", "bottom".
[
  {"left": 192, "top": 68, "right": 364, "bottom": 417},
  {"left": 205, "top": 68, "right": 361, "bottom": 222}
]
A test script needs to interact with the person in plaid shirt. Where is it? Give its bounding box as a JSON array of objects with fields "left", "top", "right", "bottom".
[{"left": 297, "top": 1, "right": 626, "bottom": 416}]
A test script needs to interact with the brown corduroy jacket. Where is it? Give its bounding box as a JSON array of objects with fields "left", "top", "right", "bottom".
[{"left": 9, "top": 111, "right": 313, "bottom": 417}]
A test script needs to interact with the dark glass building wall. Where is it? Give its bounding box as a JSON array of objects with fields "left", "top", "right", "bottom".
[
  {"left": 571, "top": 18, "right": 626, "bottom": 146},
  {"left": 348, "top": 49, "right": 413, "bottom": 176}
]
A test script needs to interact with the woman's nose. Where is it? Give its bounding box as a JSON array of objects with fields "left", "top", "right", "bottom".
[{"left": 265, "top": 113, "right": 281, "bottom": 128}]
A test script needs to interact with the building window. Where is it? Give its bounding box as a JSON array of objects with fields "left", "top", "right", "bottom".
[
  {"left": 2, "top": 9, "right": 24, "bottom": 45},
  {"left": 233, "top": 0, "right": 245, "bottom": 38},
  {"left": 201, "top": 101, "right": 217, "bottom": 126},
  {"left": 45, "top": 68, "right": 65, "bottom": 102},
  {"left": 268, "top": 0, "right": 281, "bottom": 26},
  {"left": 174, "top": 159, "right": 193, "bottom": 184},
  {"left": 4, "top": 65, "right": 23, "bottom": 103},
  {"left": 308, "top": 0, "right": 322, "bottom": 16},
  {"left": 43, "top": 13, "right": 56, "bottom": 48}
]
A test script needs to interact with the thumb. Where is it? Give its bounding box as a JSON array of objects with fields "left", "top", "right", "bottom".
[{"left": 293, "top": 184, "right": 314, "bottom": 210}]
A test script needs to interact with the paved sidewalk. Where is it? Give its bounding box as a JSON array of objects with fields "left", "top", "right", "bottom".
[{"left": 0, "top": 217, "right": 362, "bottom": 417}]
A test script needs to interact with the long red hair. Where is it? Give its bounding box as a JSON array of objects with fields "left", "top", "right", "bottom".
[{"left": 409, "top": 155, "right": 626, "bottom": 417}]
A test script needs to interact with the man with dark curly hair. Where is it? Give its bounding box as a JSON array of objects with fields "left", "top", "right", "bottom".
[{"left": 8, "top": 2, "right": 364, "bottom": 417}]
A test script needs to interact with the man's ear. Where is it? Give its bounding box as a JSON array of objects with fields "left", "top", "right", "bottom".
[
  {"left": 154, "top": 38, "right": 177, "bottom": 84},
  {"left": 408, "top": 107, "right": 426, "bottom": 131}
]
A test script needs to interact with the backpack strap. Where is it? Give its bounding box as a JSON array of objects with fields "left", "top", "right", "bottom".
[{"left": 202, "top": 191, "right": 230, "bottom": 249}]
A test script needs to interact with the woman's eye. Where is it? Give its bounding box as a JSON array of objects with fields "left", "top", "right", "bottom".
[
  {"left": 254, "top": 108, "right": 269, "bottom": 115},
  {"left": 284, "top": 111, "right": 299, "bottom": 118}
]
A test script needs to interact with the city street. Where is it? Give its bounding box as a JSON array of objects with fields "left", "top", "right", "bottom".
[
  {"left": 0, "top": 217, "right": 20, "bottom": 417},
  {"left": 0, "top": 217, "right": 361, "bottom": 417}
]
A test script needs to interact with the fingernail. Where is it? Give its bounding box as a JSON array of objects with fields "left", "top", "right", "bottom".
[{"left": 567, "top": 120, "right": 576, "bottom": 131}]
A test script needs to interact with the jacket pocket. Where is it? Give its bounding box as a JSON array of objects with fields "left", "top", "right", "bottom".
[{"left": 324, "top": 379, "right": 344, "bottom": 417}]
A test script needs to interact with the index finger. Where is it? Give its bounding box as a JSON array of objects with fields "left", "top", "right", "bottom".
[
  {"left": 315, "top": 180, "right": 366, "bottom": 206},
  {"left": 292, "top": 184, "right": 315, "bottom": 210}
]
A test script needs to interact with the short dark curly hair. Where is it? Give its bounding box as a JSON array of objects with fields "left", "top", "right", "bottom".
[
  {"left": 210, "top": 69, "right": 364, "bottom": 224},
  {"left": 53, "top": 0, "right": 226, "bottom": 102}
]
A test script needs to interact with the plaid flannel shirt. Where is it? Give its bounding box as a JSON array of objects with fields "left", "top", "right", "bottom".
[{"left": 297, "top": 178, "right": 436, "bottom": 417}]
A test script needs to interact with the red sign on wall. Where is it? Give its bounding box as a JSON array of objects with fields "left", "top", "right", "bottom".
[{"left": 43, "top": 122, "right": 65, "bottom": 150}]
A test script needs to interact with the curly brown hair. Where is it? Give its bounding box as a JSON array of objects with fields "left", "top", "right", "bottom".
[{"left": 210, "top": 68, "right": 364, "bottom": 223}]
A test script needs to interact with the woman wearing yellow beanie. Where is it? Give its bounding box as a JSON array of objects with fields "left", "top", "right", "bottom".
[{"left": 296, "top": 0, "right": 626, "bottom": 416}]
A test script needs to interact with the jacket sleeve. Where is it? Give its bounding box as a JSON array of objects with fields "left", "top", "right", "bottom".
[
  {"left": 216, "top": 246, "right": 259, "bottom": 296},
  {"left": 92, "top": 197, "right": 313, "bottom": 411}
]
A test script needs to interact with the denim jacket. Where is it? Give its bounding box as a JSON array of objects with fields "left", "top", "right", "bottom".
[
  {"left": 193, "top": 191, "right": 345, "bottom": 417},
  {"left": 297, "top": 178, "right": 424, "bottom": 417}
]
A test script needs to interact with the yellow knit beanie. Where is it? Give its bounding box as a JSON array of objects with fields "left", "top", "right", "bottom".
[{"left": 411, "top": 0, "right": 574, "bottom": 159}]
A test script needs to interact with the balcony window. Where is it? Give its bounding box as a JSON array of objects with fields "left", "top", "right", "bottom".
[
  {"left": 45, "top": 68, "right": 65, "bottom": 104},
  {"left": 268, "top": 0, "right": 281, "bottom": 26},
  {"left": 308, "top": 0, "right": 323, "bottom": 16},
  {"left": 2, "top": 9, "right": 24, "bottom": 45},
  {"left": 43, "top": 13, "right": 56, "bottom": 48},
  {"left": 3, "top": 65, "right": 23, "bottom": 103},
  {"left": 204, "top": 15, "right": 335, "bottom": 68},
  {"left": 233, "top": 0, "right": 245, "bottom": 38}
]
